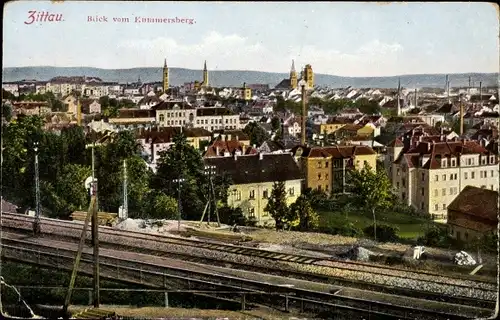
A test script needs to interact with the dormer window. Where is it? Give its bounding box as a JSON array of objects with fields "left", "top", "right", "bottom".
[
  {"left": 490, "top": 156, "right": 495, "bottom": 164},
  {"left": 441, "top": 159, "right": 447, "bottom": 168},
  {"left": 451, "top": 159, "right": 456, "bottom": 167},
  {"left": 481, "top": 156, "right": 487, "bottom": 165}
]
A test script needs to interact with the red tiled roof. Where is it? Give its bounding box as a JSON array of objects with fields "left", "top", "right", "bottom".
[
  {"left": 448, "top": 186, "right": 498, "bottom": 223},
  {"left": 204, "top": 140, "right": 258, "bottom": 158}
]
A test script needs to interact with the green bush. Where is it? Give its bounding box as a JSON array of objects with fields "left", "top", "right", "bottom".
[
  {"left": 363, "top": 224, "right": 399, "bottom": 242},
  {"left": 318, "top": 214, "right": 364, "bottom": 238}
]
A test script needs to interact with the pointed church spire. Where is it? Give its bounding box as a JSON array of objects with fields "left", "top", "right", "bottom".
[
  {"left": 164, "top": 58, "right": 167, "bottom": 68},
  {"left": 291, "top": 59, "right": 296, "bottom": 72},
  {"left": 204, "top": 60, "right": 207, "bottom": 71}
]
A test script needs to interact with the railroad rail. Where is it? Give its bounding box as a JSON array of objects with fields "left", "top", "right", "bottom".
[
  {"left": 2, "top": 214, "right": 497, "bottom": 309},
  {"left": 0, "top": 235, "right": 490, "bottom": 320}
]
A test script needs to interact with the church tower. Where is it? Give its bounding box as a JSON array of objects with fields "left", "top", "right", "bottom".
[
  {"left": 290, "top": 60, "right": 298, "bottom": 90},
  {"left": 304, "top": 64, "right": 314, "bottom": 89},
  {"left": 162, "top": 58, "right": 169, "bottom": 92},
  {"left": 203, "top": 60, "right": 209, "bottom": 87}
]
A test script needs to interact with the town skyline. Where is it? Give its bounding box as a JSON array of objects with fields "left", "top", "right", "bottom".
[{"left": 3, "top": 2, "right": 499, "bottom": 77}]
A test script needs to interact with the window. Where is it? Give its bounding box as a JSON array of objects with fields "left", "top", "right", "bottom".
[
  {"left": 471, "top": 171, "right": 475, "bottom": 179},
  {"left": 467, "top": 159, "right": 471, "bottom": 166},
  {"left": 249, "top": 207, "right": 255, "bottom": 217},
  {"left": 451, "top": 159, "right": 456, "bottom": 167},
  {"left": 481, "top": 157, "right": 486, "bottom": 165},
  {"left": 249, "top": 190, "right": 255, "bottom": 199},
  {"left": 442, "top": 174, "right": 446, "bottom": 181},
  {"left": 318, "top": 173, "right": 322, "bottom": 180},
  {"left": 421, "top": 202, "right": 424, "bottom": 210},
  {"left": 289, "top": 187, "right": 295, "bottom": 196},
  {"left": 317, "top": 162, "right": 322, "bottom": 168},
  {"left": 442, "top": 204, "right": 446, "bottom": 210},
  {"left": 435, "top": 175, "right": 439, "bottom": 182},
  {"left": 421, "top": 188, "right": 424, "bottom": 196},
  {"left": 402, "top": 192, "right": 406, "bottom": 200},
  {"left": 396, "top": 182, "right": 400, "bottom": 188},
  {"left": 236, "top": 191, "right": 241, "bottom": 201},
  {"left": 464, "top": 172, "right": 468, "bottom": 179},
  {"left": 402, "top": 178, "right": 405, "bottom": 187},
  {"left": 397, "top": 169, "right": 400, "bottom": 176},
  {"left": 442, "top": 188, "right": 446, "bottom": 196},
  {"left": 159, "top": 114, "right": 165, "bottom": 122},
  {"left": 325, "top": 173, "right": 329, "bottom": 180},
  {"left": 434, "top": 204, "right": 439, "bottom": 211},
  {"left": 421, "top": 173, "right": 425, "bottom": 181},
  {"left": 263, "top": 190, "right": 268, "bottom": 199},
  {"left": 454, "top": 173, "right": 457, "bottom": 180},
  {"left": 325, "top": 162, "right": 329, "bottom": 168},
  {"left": 449, "top": 174, "right": 453, "bottom": 180},
  {"left": 490, "top": 156, "right": 495, "bottom": 164},
  {"left": 449, "top": 187, "right": 453, "bottom": 195},
  {"left": 491, "top": 185, "right": 494, "bottom": 190},
  {"left": 491, "top": 170, "right": 494, "bottom": 177},
  {"left": 441, "top": 159, "right": 447, "bottom": 168},
  {"left": 434, "top": 189, "right": 438, "bottom": 197}
]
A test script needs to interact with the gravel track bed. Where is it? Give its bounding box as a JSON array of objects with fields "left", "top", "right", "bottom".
[{"left": 3, "top": 217, "right": 496, "bottom": 303}]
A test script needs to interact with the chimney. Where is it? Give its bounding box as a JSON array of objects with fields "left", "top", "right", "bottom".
[
  {"left": 479, "top": 81, "right": 483, "bottom": 104},
  {"left": 234, "top": 153, "right": 238, "bottom": 161},
  {"left": 236, "top": 135, "right": 239, "bottom": 141},
  {"left": 301, "top": 85, "right": 307, "bottom": 145},
  {"left": 259, "top": 152, "right": 263, "bottom": 160},
  {"left": 216, "top": 146, "right": 220, "bottom": 155},
  {"left": 414, "top": 88, "right": 418, "bottom": 108}
]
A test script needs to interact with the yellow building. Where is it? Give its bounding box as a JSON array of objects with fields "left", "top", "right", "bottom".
[
  {"left": 163, "top": 59, "right": 169, "bottom": 92},
  {"left": 204, "top": 153, "right": 303, "bottom": 226},
  {"left": 303, "top": 64, "right": 314, "bottom": 89},
  {"left": 242, "top": 83, "right": 252, "bottom": 101},
  {"left": 387, "top": 136, "right": 499, "bottom": 222},
  {"left": 291, "top": 145, "right": 377, "bottom": 195},
  {"left": 320, "top": 121, "right": 347, "bottom": 136}
]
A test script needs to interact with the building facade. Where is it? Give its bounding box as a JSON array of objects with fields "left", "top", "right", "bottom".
[
  {"left": 204, "top": 153, "right": 303, "bottom": 226},
  {"left": 387, "top": 136, "right": 499, "bottom": 222}
]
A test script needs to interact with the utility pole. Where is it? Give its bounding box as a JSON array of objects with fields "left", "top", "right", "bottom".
[
  {"left": 199, "top": 165, "right": 220, "bottom": 227},
  {"left": 173, "top": 178, "right": 185, "bottom": 232},
  {"left": 122, "top": 159, "right": 128, "bottom": 220},
  {"left": 33, "top": 142, "right": 41, "bottom": 235}
]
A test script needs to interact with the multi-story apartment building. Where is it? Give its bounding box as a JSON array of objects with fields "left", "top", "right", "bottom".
[
  {"left": 291, "top": 145, "right": 377, "bottom": 195},
  {"left": 387, "top": 135, "right": 499, "bottom": 222},
  {"left": 195, "top": 107, "right": 242, "bottom": 131},
  {"left": 204, "top": 153, "right": 303, "bottom": 226},
  {"left": 153, "top": 100, "right": 197, "bottom": 127},
  {"left": 108, "top": 109, "right": 156, "bottom": 131}
]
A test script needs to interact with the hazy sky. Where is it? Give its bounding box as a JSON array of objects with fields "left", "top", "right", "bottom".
[{"left": 3, "top": 1, "right": 499, "bottom": 77}]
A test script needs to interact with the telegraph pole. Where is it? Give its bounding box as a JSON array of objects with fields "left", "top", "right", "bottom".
[
  {"left": 122, "top": 159, "right": 128, "bottom": 220},
  {"left": 33, "top": 142, "right": 41, "bottom": 235},
  {"left": 173, "top": 177, "right": 185, "bottom": 231}
]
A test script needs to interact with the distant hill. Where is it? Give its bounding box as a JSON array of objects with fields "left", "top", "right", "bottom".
[{"left": 2, "top": 66, "right": 498, "bottom": 89}]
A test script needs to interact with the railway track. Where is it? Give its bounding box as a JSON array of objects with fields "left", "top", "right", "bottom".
[
  {"left": 0, "top": 234, "right": 491, "bottom": 320},
  {"left": 1, "top": 213, "right": 497, "bottom": 307}
]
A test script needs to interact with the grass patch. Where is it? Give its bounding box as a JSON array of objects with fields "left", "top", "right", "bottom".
[{"left": 319, "top": 209, "right": 433, "bottom": 240}]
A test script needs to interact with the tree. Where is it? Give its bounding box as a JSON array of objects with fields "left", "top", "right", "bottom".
[
  {"left": 2, "top": 102, "right": 13, "bottom": 121},
  {"left": 264, "top": 181, "right": 290, "bottom": 230},
  {"left": 142, "top": 191, "right": 178, "bottom": 220},
  {"left": 243, "top": 122, "right": 270, "bottom": 146},
  {"left": 349, "top": 165, "right": 393, "bottom": 241},
  {"left": 353, "top": 98, "right": 380, "bottom": 115},
  {"left": 290, "top": 195, "right": 319, "bottom": 231},
  {"left": 153, "top": 132, "right": 207, "bottom": 220},
  {"left": 270, "top": 117, "right": 281, "bottom": 132}
]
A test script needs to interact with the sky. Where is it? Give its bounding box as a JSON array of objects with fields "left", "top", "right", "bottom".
[{"left": 3, "top": 1, "right": 499, "bottom": 77}]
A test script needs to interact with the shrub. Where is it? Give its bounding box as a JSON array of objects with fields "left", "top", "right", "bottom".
[
  {"left": 363, "top": 224, "right": 399, "bottom": 242},
  {"left": 318, "top": 215, "right": 363, "bottom": 238}
]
